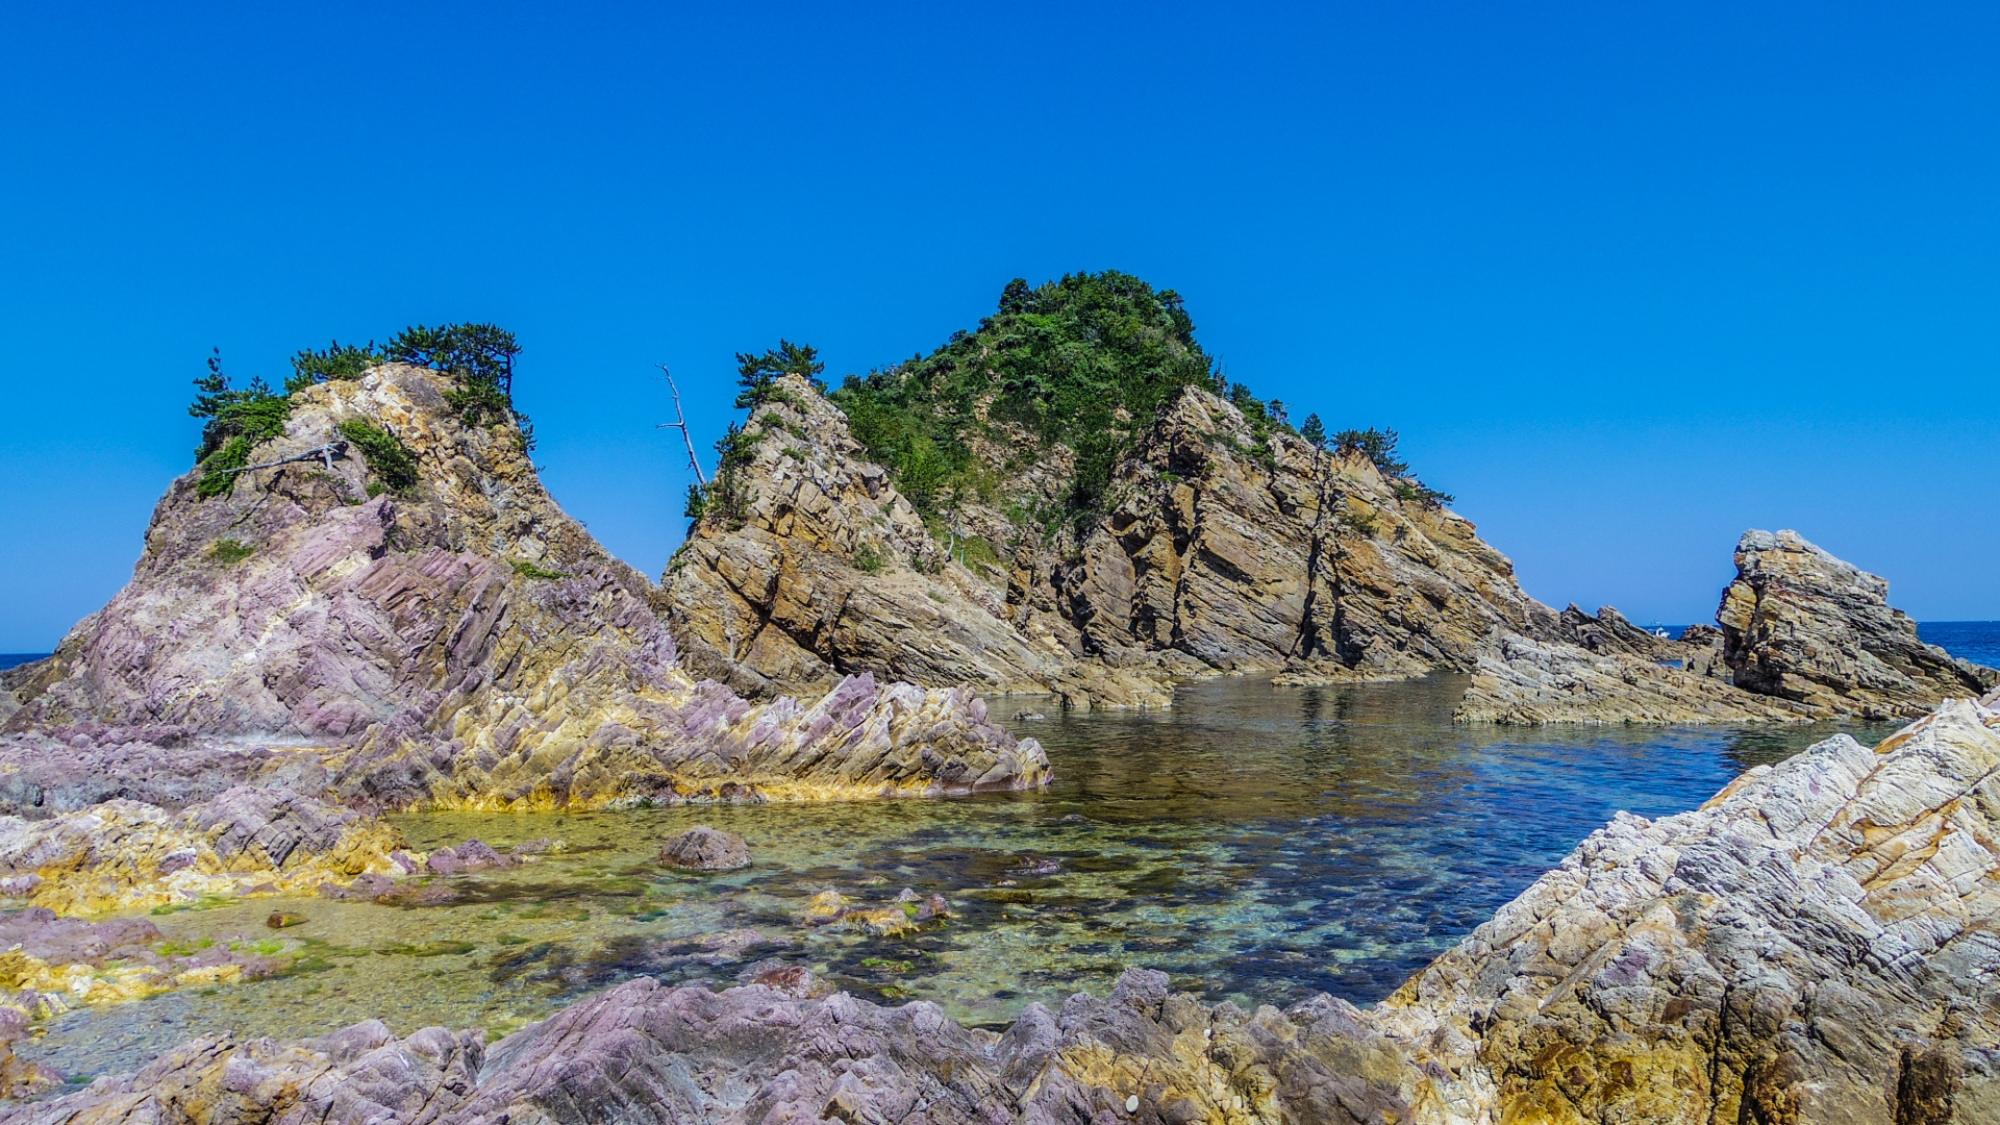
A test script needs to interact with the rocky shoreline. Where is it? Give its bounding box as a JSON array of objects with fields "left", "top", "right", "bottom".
[{"left": 10, "top": 686, "right": 1993, "bottom": 1122}]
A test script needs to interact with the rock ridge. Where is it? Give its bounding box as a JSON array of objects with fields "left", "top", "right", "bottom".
[{"left": 664, "top": 376, "right": 1852, "bottom": 724}]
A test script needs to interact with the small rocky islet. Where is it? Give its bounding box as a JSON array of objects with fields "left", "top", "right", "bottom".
[{"left": 0, "top": 282, "right": 1994, "bottom": 1121}]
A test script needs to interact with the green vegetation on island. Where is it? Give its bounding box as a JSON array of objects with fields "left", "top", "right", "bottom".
[
  {"left": 188, "top": 323, "right": 528, "bottom": 498},
  {"left": 688, "top": 270, "right": 1454, "bottom": 543}
]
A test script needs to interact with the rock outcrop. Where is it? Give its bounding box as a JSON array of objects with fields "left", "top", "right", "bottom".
[
  {"left": 25, "top": 689, "right": 1998, "bottom": 1122},
  {"left": 663, "top": 377, "right": 1170, "bottom": 710},
  {"left": 665, "top": 376, "right": 1826, "bottom": 724},
  {"left": 1381, "top": 682, "right": 2000, "bottom": 1122},
  {"left": 1454, "top": 632, "right": 1806, "bottom": 724},
  {"left": 1718, "top": 529, "right": 1996, "bottom": 719},
  {"left": 2, "top": 364, "right": 1047, "bottom": 808},
  {"left": 0, "top": 785, "right": 405, "bottom": 915}
]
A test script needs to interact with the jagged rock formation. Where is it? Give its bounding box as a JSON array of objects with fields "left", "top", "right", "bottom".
[
  {"left": 1718, "top": 529, "right": 1996, "bottom": 719},
  {"left": 663, "top": 377, "right": 1170, "bottom": 709},
  {"left": 2, "top": 364, "right": 1047, "bottom": 808},
  {"left": 665, "top": 374, "right": 1803, "bottom": 724},
  {"left": 24, "top": 689, "right": 1997, "bottom": 1122},
  {"left": 19, "top": 967, "right": 1416, "bottom": 1124}
]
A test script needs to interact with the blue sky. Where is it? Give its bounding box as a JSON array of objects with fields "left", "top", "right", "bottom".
[{"left": 2, "top": 3, "right": 1995, "bottom": 650}]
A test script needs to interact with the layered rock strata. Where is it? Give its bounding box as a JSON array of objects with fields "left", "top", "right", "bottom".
[
  {"left": 1718, "top": 529, "right": 1996, "bottom": 719},
  {"left": 24, "top": 689, "right": 1997, "bottom": 1122},
  {"left": 2, "top": 365, "right": 1047, "bottom": 808},
  {"left": 0, "top": 785, "right": 406, "bottom": 915},
  {"left": 665, "top": 377, "right": 1826, "bottom": 724},
  {"left": 1381, "top": 683, "right": 2000, "bottom": 1121},
  {"left": 1453, "top": 632, "right": 1806, "bottom": 724}
]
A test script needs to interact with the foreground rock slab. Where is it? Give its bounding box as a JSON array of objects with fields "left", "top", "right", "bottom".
[
  {"left": 20, "top": 690, "right": 1998, "bottom": 1122},
  {"left": 1384, "top": 684, "right": 2000, "bottom": 1121},
  {"left": 11, "top": 969, "right": 1414, "bottom": 1124}
]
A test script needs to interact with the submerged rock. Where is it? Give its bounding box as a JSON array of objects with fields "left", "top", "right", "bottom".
[
  {"left": 0, "top": 905, "right": 290, "bottom": 1089},
  {"left": 24, "top": 691, "right": 1998, "bottom": 1121},
  {"left": 801, "top": 886, "right": 951, "bottom": 938},
  {"left": 424, "top": 839, "right": 514, "bottom": 877},
  {"left": 657, "top": 825, "right": 750, "bottom": 872},
  {"left": 1719, "top": 528, "right": 1996, "bottom": 718}
]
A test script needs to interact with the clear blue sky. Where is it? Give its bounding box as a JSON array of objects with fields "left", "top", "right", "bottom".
[{"left": 3, "top": 3, "right": 1995, "bottom": 651}]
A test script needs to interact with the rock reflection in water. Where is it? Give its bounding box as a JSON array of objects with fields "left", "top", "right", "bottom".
[{"left": 21, "top": 675, "right": 1891, "bottom": 1084}]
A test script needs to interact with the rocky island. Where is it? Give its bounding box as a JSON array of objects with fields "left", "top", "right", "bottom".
[
  {"left": 0, "top": 292, "right": 1991, "bottom": 1122},
  {"left": 665, "top": 274, "right": 1990, "bottom": 725}
]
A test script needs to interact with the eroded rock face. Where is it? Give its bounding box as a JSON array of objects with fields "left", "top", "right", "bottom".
[
  {"left": 1719, "top": 529, "right": 1995, "bottom": 718},
  {"left": 665, "top": 377, "right": 1763, "bottom": 722},
  {"left": 663, "top": 377, "right": 1169, "bottom": 710},
  {"left": 28, "top": 692, "right": 1998, "bottom": 1122},
  {"left": 2, "top": 365, "right": 1047, "bottom": 808}
]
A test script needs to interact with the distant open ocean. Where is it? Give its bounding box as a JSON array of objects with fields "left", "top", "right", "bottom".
[
  {"left": 1651, "top": 622, "right": 2000, "bottom": 671},
  {"left": 3, "top": 622, "right": 1998, "bottom": 676}
]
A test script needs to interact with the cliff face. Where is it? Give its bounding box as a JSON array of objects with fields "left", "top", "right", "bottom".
[
  {"left": 27, "top": 689, "right": 2000, "bottom": 1123},
  {"left": 4, "top": 365, "right": 1047, "bottom": 808},
  {"left": 663, "top": 376, "right": 1588, "bottom": 706},
  {"left": 662, "top": 377, "right": 1165, "bottom": 709},
  {"left": 1719, "top": 529, "right": 1995, "bottom": 719},
  {"left": 664, "top": 376, "right": 1803, "bottom": 723},
  {"left": 1044, "top": 388, "right": 1548, "bottom": 680}
]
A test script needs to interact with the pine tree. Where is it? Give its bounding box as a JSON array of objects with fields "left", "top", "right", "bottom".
[
  {"left": 189, "top": 348, "right": 230, "bottom": 418},
  {"left": 1300, "top": 413, "right": 1326, "bottom": 451},
  {"left": 735, "top": 339, "right": 825, "bottom": 407}
]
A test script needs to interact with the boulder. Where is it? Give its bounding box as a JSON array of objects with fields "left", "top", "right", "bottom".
[{"left": 657, "top": 826, "right": 750, "bottom": 872}]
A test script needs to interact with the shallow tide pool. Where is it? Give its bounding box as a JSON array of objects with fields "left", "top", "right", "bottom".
[{"left": 24, "top": 675, "right": 1891, "bottom": 1083}]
